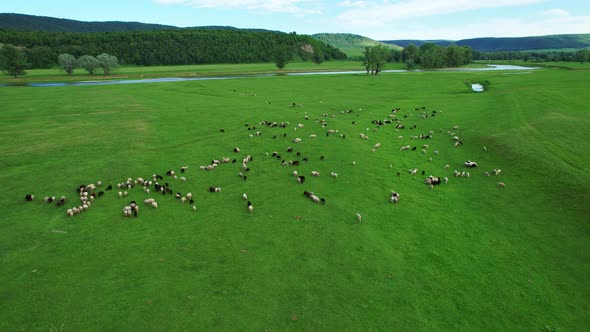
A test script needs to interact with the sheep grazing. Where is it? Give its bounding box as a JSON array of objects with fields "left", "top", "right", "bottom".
[
  {"left": 483, "top": 171, "right": 490, "bottom": 177},
  {"left": 397, "top": 136, "right": 404, "bottom": 140},
  {"left": 166, "top": 170, "right": 176, "bottom": 176},
  {"left": 409, "top": 168, "right": 418, "bottom": 175},
  {"left": 356, "top": 213, "right": 362, "bottom": 223},
  {"left": 180, "top": 176, "right": 187, "bottom": 182},
  {"left": 360, "top": 133, "right": 369, "bottom": 140},
  {"left": 296, "top": 175, "right": 306, "bottom": 184},
  {"left": 311, "top": 171, "right": 320, "bottom": 177},
  {"left": 464, "top": 160, "right": 478, "bottom": 168},
  {"left": 209, "top": 186, "right": 221, "bottom": 193},
  {"left": 424, "top": 176, "right": 441, "bottom": 186},
  {"left": 66, "top": 209, "right": 74, "bottom": 217},
  {"left": 390, "top": 191, "right": 400, "bottom": 204},
  {"left": 309, "top": 134, "right": 317, "bottom": 139},
  {"left": 242, "top": 193, "right": 248, "bottom": 200},
  {"left": 192, "top": 205, "right": 197, "bottom": 212},
  {"left": 400, "top": 145, "right": 411, "bottom": 151},
  {"left": 292, "top": 170, "right": 298, "bottom": 177},
  {"left": 330, "top": 172, "right": 338, "bottom": 178},
  {"left": 483, "top": 146, "right": 487, "bottom": 151},
  {"left": 24, "top": 194, "right": 35, "bottom": 202},
  {"left": 247, "top": 201, "right": 254, "bottom": 213},
  {"left": 444, "top": 164, "right": 450, "bottom": 169},
  {"left": 151, "top": 201, "right": 160, "bottom": 209},
  {"left": 373, "top": 143, "right": 382, "bottom": 149},
  {"left": 497, "top": 182, "right": 506, "bottom": 188},
  {"left": 181, "top": 197, "right": 187, "bottom": 204},
  {"left": 320, "top": 198, "right": 326, "bottom": 205},
  {"left": 56, "top": 196, "right": 66, "bottom": 207},
  {"left": 180, "top": 166, "right": 189, "bottom": 173},
  {"left": 293, "top": 138, "right": 302, "bottom": 143},
  {"left": 106, "top": 185, "right": 113, "bottom": 191},
  {"left": 234, "top": 147, "right": 240, "bottom": 153},
  {"left": 493, "top": 169, "right": 502, "bottom": 176}
]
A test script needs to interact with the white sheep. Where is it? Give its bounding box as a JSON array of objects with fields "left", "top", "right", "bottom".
[
  {"left": 248, "top": 204, "right": 254, "bottom": 213},
  {"left": 192, "top": 205, "right": 197, "bottom": 212},
  {"left": 356, "top": 213, "right": 362, "bottom": 223},
  {"left": 152, "top": 201, "right": 158, "bottom": 208},
  {"left": 311, "top": 171, "right": 320, "bottom": 177},
  {"left": 330, "top": 172, "right": 338, "bottom": 178},
  {"left": 373, "top": 143, "right": 381, "bottom": 149},
  {"left": 309, "top": 134, "right": 317, "bottom": 138},
  {"left": 292, "top": 170, "right": 298, "bottom": 177},
  {"left": 118, "top": 191, "right": 123, "bottom": 198},
  {"left": 180, "top": 176, "right": 187, "bottom": 182},
  {"left": 242, "top": 193, "right": 248, "bottom": 200},
  {"left": 498, "top": 182, "right": 506, "bottom": 188}
]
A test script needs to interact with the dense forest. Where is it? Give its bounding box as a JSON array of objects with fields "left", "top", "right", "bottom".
[{"left": 0, "top": 28, "right": 347, "bottom": 68}]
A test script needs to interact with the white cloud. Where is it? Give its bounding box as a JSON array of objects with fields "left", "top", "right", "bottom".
[
  {"left": 339, "top": 0, "right": 374, "bottom": 8},
  {"left": 540, "top": 9, "right": 569, "bottom": 17},
  {"left": 337, "top": 0, "right": 547, "bottom": 28},
  {"left": 154, "top": 0, "right": 320, "bottom": 14}
]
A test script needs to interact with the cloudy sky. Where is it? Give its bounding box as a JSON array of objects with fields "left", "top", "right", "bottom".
[{"left": 1, "top": 0, "right": 589, "bottom": 40}]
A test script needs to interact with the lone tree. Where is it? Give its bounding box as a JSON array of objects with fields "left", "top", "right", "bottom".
[
  {"left": 96, "top": 53, "right": 119, "bottom": 76},
  {"left": 58, "top": 53, "right": 77, "bottom": 76},
  {"left": 312, "top": 49, "right": 324, "bottom": 65},
  {"left": 77, "top": 55, "right": 100, "bottom": 74},
  {"left": 0, "top": 44, "right": 29, "bottom": 78},
  {"left": 362, "top": 45, "right": 390, "bottom": 75},
  {"left": 274, "top": 46, "right": 292, "bottom": 70}
]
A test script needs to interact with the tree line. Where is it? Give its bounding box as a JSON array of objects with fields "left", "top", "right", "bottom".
[
  {"left": 0, "top": 28, "right": 346, "bottom": 69},
  {"left": 362, "top": 43, "right": 474, "bottom": 74},
  {"left": 473, "top": 49, "right": 590, "bottom": 63}
]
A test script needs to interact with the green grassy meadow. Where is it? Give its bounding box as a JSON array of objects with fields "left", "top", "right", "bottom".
[
  {"left": 0, "top": 67, "right": 588, "bottom": 330},
  {"left": 0, "top": 61, "right": 387, "bottom": 83}
]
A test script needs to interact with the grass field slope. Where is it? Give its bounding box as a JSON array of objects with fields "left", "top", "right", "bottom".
[
  {"left": 313, "top": 33, "right": 402, "bottom": 58},
  {"left": 0, "top": 67, "right": 588, "bottom": 330}
]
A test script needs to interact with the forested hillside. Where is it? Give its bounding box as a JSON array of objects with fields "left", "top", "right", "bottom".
[
  {"left": 0, "top": 13, "right": 178, "bottom": 32},
  {"left": 0, "top": 29, "right": 347, "bottom": 68},
  {"left": 382, "top": 34, "right": 590, "bottom": 52}
]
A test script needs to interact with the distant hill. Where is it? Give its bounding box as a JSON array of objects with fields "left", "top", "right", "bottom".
[
  {"left": 0, "top": 13, "right": 179, "bottom": 32},
  {"left": 381, "top": 34, "right": 590, "bottom": 52},
  {"left": 313, "top": 33, "right": 402, "bottom": 58}
]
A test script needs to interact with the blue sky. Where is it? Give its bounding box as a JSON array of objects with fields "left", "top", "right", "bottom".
[{"left": 1, "top": 0, "right": 589, "bottom": 40}]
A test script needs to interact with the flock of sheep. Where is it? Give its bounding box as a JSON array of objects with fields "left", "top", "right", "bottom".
[{"left": 23, "top": 99, "right": 505, "bottom": 223}]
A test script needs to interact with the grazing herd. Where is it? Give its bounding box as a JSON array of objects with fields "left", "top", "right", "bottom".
[{"left": 23, "top": 102, "right": 505, "bottom": 223}]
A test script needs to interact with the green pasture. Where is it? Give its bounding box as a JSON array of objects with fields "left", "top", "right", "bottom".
[
  {"left": 0, "top": 61, "right": 388, "bottom": 83},
  {"left": 0, "top": 67, "right": 588, "bottom": 330}
]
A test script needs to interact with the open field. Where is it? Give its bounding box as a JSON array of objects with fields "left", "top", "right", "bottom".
[
  {"left": 0, "top": 61, "right": 409, "bottom": 83},
  {"left": 0, "top": 68, "right": 589, "bottom": 330}
]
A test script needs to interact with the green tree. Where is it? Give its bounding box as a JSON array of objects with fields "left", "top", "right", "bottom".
[
  {"left": 576, "top": 50, "right": 589, "bottom": 64},
  {"left": 274, "top": 46, "right": 291, "bottom": 70},
  {"left": 362, "top": 45, "right": 389, "bottom": 75},
  {"left": 77, "top": 55, "right": 99, "bottom": 74},
  {"left": 58, "top": 53, "right": 77, "bottom": 76},
  {"left": 402, "top": 43, "right": 419, "bottom": 69},
  {"left": 96, "top": 53, "right": 119, "bottom": 76},
  {"left": 312, "top": 49, "right": 324, "bottom": 65},
  {"left": 446, "top": 44, "right": 465, "bottom": 67},
  {"left": 25, "top": 46, "right": 54, "bottom": 69},
  {"left": 0, "top": 44, "right": 29, "bottom": 78}
]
